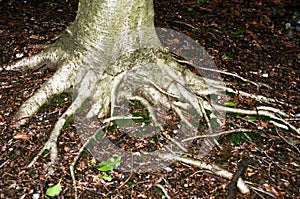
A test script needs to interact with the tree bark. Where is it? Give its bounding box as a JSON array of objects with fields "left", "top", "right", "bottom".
[{"left": 64, "top": 0, "right": 161, "bottom": 68}]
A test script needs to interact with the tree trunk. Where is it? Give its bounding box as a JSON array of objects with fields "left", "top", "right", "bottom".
[{"left": 10, "top": 0, "right": 166, "bottom": 125}]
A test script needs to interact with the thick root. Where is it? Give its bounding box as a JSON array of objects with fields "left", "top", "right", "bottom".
[
  {"left": 27, "top": 70, "right": 100, "bottom": 167},
  {"left": 215, "top": 105, "right": 300, "bottom": 135},
  {"left": 13, "top": 60, "right": 80, "bottom": 126},
  {"left": 2, "top": 46, "right": 66, "bottom": 71}
]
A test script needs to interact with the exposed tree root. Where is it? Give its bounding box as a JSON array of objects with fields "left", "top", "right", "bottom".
[
  {"left": 14, "top": 61, "right": 80, "bottom": 126},
  {"left": 174, "top": 57, "right": 272, "bottom": 90},
  {"left": 27, "top": 69, "right": 99, "bottom": 167},
  {"left": 6, "top": 44, "right": 298, "bottom": 198},
  {"left": 215, "top": 105, "right": 299, "bottom": 135},
  {"left": 2, "top": 45, "right": 66, "bottom": 71},
  {"left": 182, "top": 128, "right": 253, "bottom": 142},
  {"left": 160, "top": 153, "right": 250, "bottom": 194},
  {"left": 70, "top": 117, "right": 250, "bottom": 199}
]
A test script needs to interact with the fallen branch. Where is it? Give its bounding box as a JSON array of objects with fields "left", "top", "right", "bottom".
[
  {"left": 159, "top": 153, "right": 250, "bottom": 194},
  {"left": 182, "top": 128, "right": 253, "bottom": 142}
]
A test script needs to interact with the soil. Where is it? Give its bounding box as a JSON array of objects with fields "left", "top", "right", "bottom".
[{"left": 0, "top": 0, "right": 299, "bottom": 198}]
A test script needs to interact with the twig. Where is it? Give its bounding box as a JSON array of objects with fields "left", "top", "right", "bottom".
[
  {"left": 155, "top": 184, "right": 171, "bottom": 199},
  {"left": 155, "top": 177, "right": 171, "bottom": 199},
  {"left": 174, "top": 57, "right": 272, "bottom": 89},
  {"left": 182, "top": 128, "right": 253, "bottom": 142},
  {"left": 159, "top": 153, "right": 250, "bottom": 194},
  {"left": 70, "top": 124, "right": 108, "bottom": 199},
  {"left": 245, "top": 182, "right": 276, "bottom": 198},
  {"left": 117, "top": 172, "right": 133, "bottom": 189},
  {"left": 274, "top": 127, "right": 300, "bottom": 153},
  {"left": 171, "top": 21, "right": 197, "bottom": 29},
  {"left": 227, "top": 158, "right": 255, "bottom": 199}
]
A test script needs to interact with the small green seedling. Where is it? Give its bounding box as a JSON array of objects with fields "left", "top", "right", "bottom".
[
  {"left": 126, "top": 181, "right": 133, "bottom": 186},
  {"left": 63, "top": 114, "right": 74, "bottom": 129},
  {"left": 102, "top": 174, "right": 113, "bottom": 181},
  {"left": 222, "top": 54, "right": 233, "bottom": 61},
  {"left": 97, "top": 156, "right": 121, "bottom": 172},
  {"left": 248, "top": 117, "right": 256, "bottom": 122},
  {"left": 187, "top": 7, "right": 193, "bottom": 12},
  {"left": 46, "top": 180, "right": 62, "bottom": 197},
  {"left": 233, "top": 29, "right": 245, "bottom": 35},
  {"left": 231, "top": 133, "right": 245, "bottom": 146},
  {"left": 157, "top": 187, "right": 166, "bottom": 199},
  {"left": 224, "top": 102, "right": 235, "bottom": 107}
]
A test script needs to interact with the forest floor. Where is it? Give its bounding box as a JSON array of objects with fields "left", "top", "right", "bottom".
[{"left": 0, "top": 0, "right": 299, "bottom": 198}]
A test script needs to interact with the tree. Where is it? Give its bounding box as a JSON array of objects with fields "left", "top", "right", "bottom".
[{"left": 3, "top": 0, "right": 299, "bottom": 198}]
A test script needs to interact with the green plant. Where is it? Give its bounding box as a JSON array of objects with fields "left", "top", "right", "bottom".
[
  {"left": 28, "top": 169, "right": 35, "bottom": 175},
  {"left": 248, "top": 116, "right": 256, "bottom": 122},
  {"left": 41, "top": 149, "right": 49, "bottom": 156},
  {"left": 131, "top": 101, "right": 151, "bottom": 125},
  {"left": 97, "top": 156, "right": 121, "bottom": 172},
  {"left": 224, "top": 101, "right": 235, "bottom": 107},
  {"left": 63, "top": 114, "right": 74, "bottom": 129},
  {"left": 126, "top": 181, "right": 133, "bottom": 186},
  {"left": 38, "top": 92, "right": 73, "bottom": 112},
  {"left": 232, "top": 29, "right": 245, "bottom": 35},
  {"left": 222, "top": 54, "right": 233, "bottom": 61},
  {"left": 102, "top": 174, "right": 113, "bottom": 181},
  {"left": 187, "top": 7, "right": 193, "bottom": 12},
  {"left": 231, "top": 132, "right": 245, "bottom": 146},
  {"left": 156, "top": 187, "right": 166, "bottom": 199},
  {"left": 46, "top": 180, "right": 62, "bottom": 197}
]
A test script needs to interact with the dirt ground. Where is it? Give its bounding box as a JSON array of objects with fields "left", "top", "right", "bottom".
[{"left": 0, "top": 0, "right": 299, "bottom": 198}]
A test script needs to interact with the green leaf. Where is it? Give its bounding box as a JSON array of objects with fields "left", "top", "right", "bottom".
[
  {"left": 222, "top": 54, "right": 233, "bottom": 61},
  {"left": 224, "top": 102, "right": 235, "bottom": 107},
  {"left": 126, "top": 181, "right": 133, "bottom": 186},
  {"left": 102, "top": 174, "right": 113, "bottom": 181},
  {"left": 231, "top": 133, "right": 245, "bottom": 146},
  {"left": 98, "top": 163, "right": 114, "bottom": 172},
  {"left": 215, "top": 29, "right": 223, "bottom": 34},
  {"left": 46, "top": 182, "right": 62, "bottom": 197},
  {"left": 233, "top": 29, "right": 245, "bottom": 35},
  {"left": 97, "top": 156, "right": 121, "bottom": 172},
  {"left": 248, "top": 117, "right": 256, "bottom": 122},
  {"left": 187, "top": 7, "right": 193, "bottom": 12}
]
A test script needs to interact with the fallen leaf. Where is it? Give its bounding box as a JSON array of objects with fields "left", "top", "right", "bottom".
[
  {"left": 263, "top": 184, "right": 281, "bottom": 196},
  {"left": 64, "top": 146, "right": 70, "bottom": 152},
  {"left": 258, "top": 120, "right": 269, "bottom": 128},
  {"left": 245, "top": 167, "right": 256, "bottom": 177},
  {"left": 46, "top": 181, "right": 62, "bottom": 197},
  {"left": 13, "top": 133, "right": 31, "bottom": 141}
]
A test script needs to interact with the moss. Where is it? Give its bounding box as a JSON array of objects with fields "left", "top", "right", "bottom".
[
  {"left": 230, "top": 132, "right": 245, "bottom": 146},
  {"left": 130, "top": 100, "right": 151, "bottom": 125},
  {"left": 38, "top": 92, "right": 73, "bottom": 112},
  {"left": 63, "top": 114, "right": 74, "bottom": 129}
]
